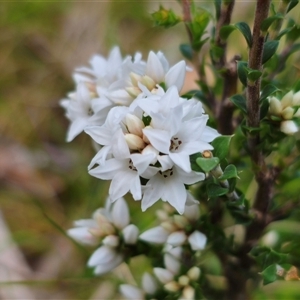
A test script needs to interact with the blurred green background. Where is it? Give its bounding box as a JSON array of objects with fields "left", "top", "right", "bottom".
[{"left": 1, "top": 1, "right": 300, "bottom": 299}]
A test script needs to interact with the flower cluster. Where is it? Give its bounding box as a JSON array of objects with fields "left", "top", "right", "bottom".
[
  {"left": 140, "top": 202, "right": 207, "bottom": 251},
  {"left": 67, "top": 197, "right": 138, "bottom": 275},
  {"left": 61, "top": 47, "right": 219, "bottom": 213},
  {"left": 268, "top": 90, "right": 300, "bottom": 135}
]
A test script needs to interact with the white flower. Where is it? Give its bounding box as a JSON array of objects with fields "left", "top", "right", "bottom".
[
  {"left": 67, "top": 197, "right": 137, "bottom": 276},
  {"left": 141, "top": 165, "right": 204, "bottom": 214},
  {"left": 188, "top": 231, "right": 207, "bottom": 250},
  {"left": 119, "top": 284, "right": 144, "bottom": 300},
  {"left": 139, "top": 226, "right": 170, "bottom": 244},
  {"left": 60, "top": 82, "right": 113, "bottom": 141}
]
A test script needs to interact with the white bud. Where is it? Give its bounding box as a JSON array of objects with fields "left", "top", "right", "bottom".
[
  {"left": 261, "top": 230, "right": 279, "bottom": 247},
  {"left": 178, "top": 275, "right": 190, "bottom": 286},
  {"left": 122, "top": 224, "right": 139, "bottom": 245},
  {"left": 164, "top": 253, "right": 181, "bottom": 275},
  {"left": 119, "top": 284, "right": 144, "bottom": 300},
  {"left": 142, "top": 145, "right": 159, "bottom": 164},
  {"left": 139, "top": 226, "right": 169, "bottom": 244},
  {"left": 111, "top": 197, "right": 130, "bottom": 230},
  {"left": 142, "top": 273, "right": 158, "bottom": 295},
  {"left": 187, "top": 266, "right": 201, "bottom": 281},
  {"left": 155, "top": 209, "right": 169, "bottom": 221},
  {"left": 188, "top": 231, "right": 207, "bottom": 250},
  {"left": 282, "top": 107, "right": 294, "bottom": 120},
  {"left": 141, "top": 75, "right": 156, "bottom": 91},
  {"left": 130, "top": 72, "right": 142, "bottom": 86},
  {"left": 125, "top": 134, "right": 146, "bottom": 150},
  {"left": 181, "top": 285, "right": 195, "bottom": 300},
  {"left": 164, "top": 281, "right": 180, "bottom": 292},
  {"left": 102, "top": 235, "right": 119, "bottom": 247},
  {"left": 269, "top": 97, "right": 282, "bottom": 116},
  {"left": 167, "top": 231, "right": 187, "bottom": 246},
  {"left": 173, "top": 215, "right": 188, "bottom": 229},
  {"left": 183, "top": 204, "right": 200, "bottom": 221},
  {"left": 154, "top": 268, "right": 174, "bottom": 284},
  {"left": 280, "top": 120, "right": 298, "bottom": 135},
  {"left": 293, "top": 90, "right": 300, "bottom": 106},
  {"left": 126, "top": 114, "right": 145, "bottom": 137},
  {"left": 165, "top": 245, "right": 182, "bottom": 259},
  {"left": 281, "top": 91, "right": 294, "bottom": 109},
  {"left": 126, "top": 87, "right": 142, "bottom": 98},
  {"left": 161, "top": 221, "right": 177, "bottom": 232}
]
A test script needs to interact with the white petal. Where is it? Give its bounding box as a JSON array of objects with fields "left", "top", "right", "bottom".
[
  {"left": 84, "top": 125, "right": 111, "bottom": 145},
  {"left": 88, "top": 246, "right": 117, "bottom": 267},
  {"left": 184, "top": 203, "right": 200, "bottom": 221},
  {"left": 67, "top": 118, "right": 88, "bottom": 142},
  {"left": 176, "top": 167, "right": 205, "bottom": 185},
  {"left": 130, "top": 173, "right": 142, "bottom": 200},
  {"left": 89, "top": 158, "right": 124, "bottom": 180},
  {"left": 166, "top": 231, "right": 187, "bottom": 246},
  {"left": 112, "top": 128, "right": 131, "bottom": 159},
  {"left": 94, "top": 254, "right": 123, "bottom": 275},
  {"left": 67, "top": 227, "right": 97, "bottom": 245},
  {"left": 188, "top": 231, "right": 207, "bottom": 250},
  {"left": 146, "top": 51, "right": 165, "bottom": 83},
  {"left": 142, "top": 273, "right": 158, "bottom": 294},
  {"left": 164, "top": 253, "right": 181, "bottom": 275},
  {"left": 165, "top": 61, "right": 186, "bottom": 91},
  {"left": 122, "top": 224, "right": 139, "bottom": 245},
  {"left": 280, "top": 120, "right": 298, "bottom": 135},
  {"left": 88, "top": 146, "right": 111, "bottom": 170},
  {"left": 141, "top": 176, "right": 164, "bottom": 211},
  {"left": 143, "top": 128, "right": 171, "bottom": 154},
  {"left": 119, "top": 284, "right": 144, "bottom": 300},
  {"left": 153, "top": 268, "right": 174, "bottom": 284},
  {"left": 201, "top": 126, "right": 220, "bottom": 142},
  {"left": 111, "top": 197, "right": 130, "bottom": 229},
  {"left": 139, "top": 226, "right": 169, "bottom": 244},
  {"left": 130, "top": 153, "right": 156, "bottom": 174},
  {"left": 157, "top": 155, "right": 174, "bottom": 172},
  {"left": 165, "top": 245, "right": 182, "bottom": 259},
  {"left": 169, "top": 152, "right": 191, "bottom": 173}
]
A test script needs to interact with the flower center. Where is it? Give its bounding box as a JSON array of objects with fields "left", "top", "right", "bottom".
[
  {"left": 159, "top": 168, "right": 174, "bottom": 178},
  {"left": 170, "top": 137, "right": 182, "bottom": 152},
  {"left": 128, "top": 159, "right": 137, "bottom": 171}
]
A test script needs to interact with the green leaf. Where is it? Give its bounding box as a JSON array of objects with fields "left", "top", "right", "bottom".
[
  {"left": 237, "top": 61, "right": 248, "bottom": 86},
  {"left": 219, "top": 25, "right": 236, "bottom": 40},
  {"left": 261, "top": 264, "right": 278, "bottom": 285},
  {"left": 230, "top": 94, "right": 247, "bottom": 114},
  {"left": 247, "top": 70, "right": 262, "bottom": 82},
  {"left": 261, "top": 14, "right": 283, "bottom": 32},
  {"left": 260, "top": 84, "right": 280, "bottom": 101},
  {"left": 262, "top": 40, "right": 279, "bottom": 64},
  {"left": 260, "top": 99, "right": 270, "bottom": 120},
  {"left": 189, "top": 11, "right": 210, "bottom": 50},
  {"left": 286, "top": 21, "right": 300, "bottom": 42},
  {"left": 196, "top": 157, "right": 220, "bottom": 173},
  {"left": 190, "top": 153, "right": 203, "bottom": 172},
  {"left": 214, "top": 0, "right": 221, "bottom": 20},
  {"left": 151, "top": 6, "right": 181, "bottom": 28},
  {"left": 207, "top": 183, "right": 229, "bottom": 198},
  {"left": 276, "top": 26, "right": 294, "bottom": 40},
  {"left": 235, "top": 22, "right": 252, "bottom": 47},
  {"left": 211, "top": 135, "right": 233, "bottom": 161},
  {"left": 218, "top": 164, "right": 239, "bottom": 180},
  {"left": 287, "top": 0, "right": 299, "bottom": 13},
  {"left": 180, "top": 44, "right": 193, "bottom": 60}
]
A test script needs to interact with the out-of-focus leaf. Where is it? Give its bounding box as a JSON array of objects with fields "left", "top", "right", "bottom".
[
  {"left": 261, "top": 14, "right": 283, "bottom": 32},
  {"left": 237, "top": 61, "right": 248, "bottom": 86},
  {"left": 179, "top": 44, "right": 193, "bottom": 60},
  {"left": 230, "top": 94, "right": 247, "bottom": 114},
  {"left": 235, "top": 22, "right": 252, "bottom": 47},
  {"left": 214, "top": 0, "right": 221, "bottom": 20},
  {"left": 287, "top": 0, "right": 299, "bottom": 13},
  {"left": 207, "top": 183, "right": 229, "bottom": 198},
  {"left": 260, "top": 84, "right": 280, "bottom": 101},
  {"left": 262, "top": 40, "right": 279, "bottom": 64},
  {"left": 219, "top": 25, "right": 236, "bottom": 40}
]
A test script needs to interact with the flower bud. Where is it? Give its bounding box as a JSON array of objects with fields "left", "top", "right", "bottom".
[
  {"left": 119, "top": 284, "right": 144, "bottom": 299},
  {"left": 154, "top": 268, "right": 174, "bottom": 284},
  {"left": 142, "top": 273, "right": 158, "bottom": 295},
  {"left": 182, "top": 285, "right": 195, "bottom": 300},
  {"left": 188, "top": 230, "right": 207, "bottom": 250},
  {"left": 281, "top": 91, "right": 294, "bottom": 109},
  {"left": 178, "top": 275, "right": 189, "bottom": 286},
  {"left": 282, "top": 107, "right": 294, "bottom": 120},
  {"left": 187, "top": 267, "right": 201, "bottom": 281},
  {"left": 269, "top": 97, "right": 282, "bottom": 116},
  {"left": 126, "top": 86, "right": 142, "bottom": 98},
  {"left": 280, "top": 120, "right": 298, "bottom": 135},
  {"left": 102, "top": 235, "right": 120, "bottom": 247},
  {"left": 167, "top": 231, "right": 187, "bottom": 246},
  {"left": 173, "top": 215, "right": 188, "bottom": 229},
  {"left": 126, "top": 114, "right": 145, "bottom": 137},
  {"left": 139, "top": 226, "right": 169, "bottom": 244},
  {"left": 164, "top": 281, "right": 180, "bottom": 292},
  {"left": 155, "top": 209, "right": 169, "bottom": 221},
  {"left": 125, "top": 134, "right": 146, "bottom": 150},
  {"left": 142, "top": 145, "right": 159, "bottom": 164},
  {"left": 293, "top": 90, "right": 300, "bottom": 106},
  {"left": 122, "top": 224, "right": 139, "bottom": 245},
  {"left": 161, "top": 221, "right": 177, "bottom": 232},
  {"left": 130, "top": 72, "right": 142, "bottom": 87},
  {"left": 141, "top": 75, "right": 156, "bottom": 91},
  {"left": 164, "top": 253, "right": 181, "bottom": 275}
]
